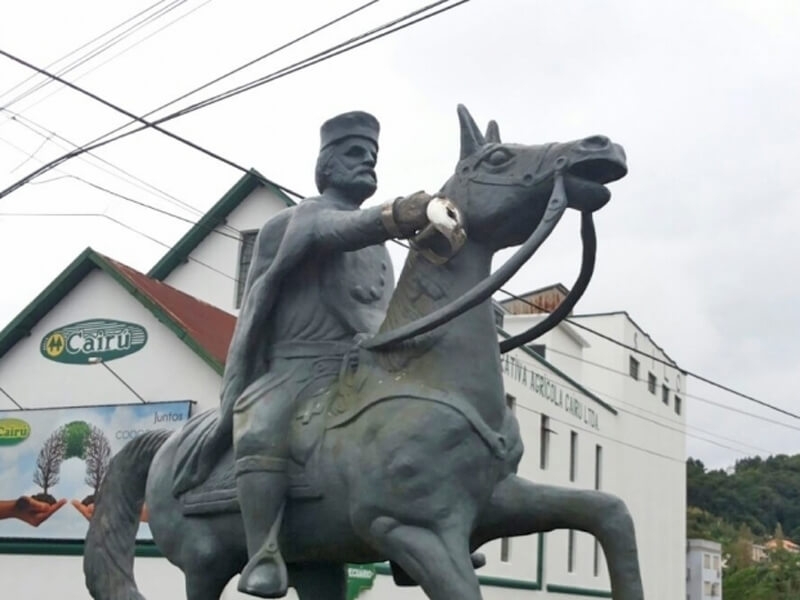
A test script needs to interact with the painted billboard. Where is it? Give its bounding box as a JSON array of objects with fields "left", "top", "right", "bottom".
[{"left": 0, "top": 401, "right": 191, "bottom": 540}]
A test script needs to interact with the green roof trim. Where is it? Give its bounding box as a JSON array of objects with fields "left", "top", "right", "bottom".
[
  {"left": 0, "top": 539, "right": 162, "bottom": 557},
  {"left": 148, "top": 168, "right": 295, "bottom": 280},
  {"left": 497, "top": 327, "right": 617, "bottom": 415},
  {"left": 0, "top": 248, "right": 224, "bottom": 376}
]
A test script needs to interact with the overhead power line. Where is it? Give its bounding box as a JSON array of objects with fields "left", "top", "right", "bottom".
[
  {"left": 0, "top": 134, "right": 240, "bottom": 241},
  {"left": 4, "top": 108, "right": 208, "bottom": 219},
  {"left": 495, "top": 287, "right": 800, "bottom": 422},
  {"left": 506, "top": 348, "right": 771, "bottom": 455},
  {"left": 3, "top": 0, "right": 215, "bottom": 122},
  {"left": 0, "top": 0, "right": 190, "bottom": 112},
  {"left": 0, "top": 211, "right": 235, "bottom": 282},
  {"left": 0, "top": 47, "right": 298, "bottom": 200},
  {"left": 0, "top": 385, "right": 23, "bottom": 410},
  {"left": 0, "top": 0, "right": 467, "bottom": 201},
  {"left": 0, "top": 0, "right": 174, "bottom": 104}
]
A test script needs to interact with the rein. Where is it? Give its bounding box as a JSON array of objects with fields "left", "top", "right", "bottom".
[{"left": 361, "top": 162, "right": 573, "bottom": 352}]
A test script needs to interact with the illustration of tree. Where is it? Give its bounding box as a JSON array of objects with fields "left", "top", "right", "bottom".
[
  {"left": 83, "top": 425, "right": 111, "bottom": 497},
  {"left": 32, "top": 427, "right": 66, "bottom": 498}
]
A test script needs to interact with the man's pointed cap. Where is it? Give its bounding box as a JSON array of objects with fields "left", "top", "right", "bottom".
[{"left": 320, "top": 111, "right": 379, "bottom": 150}]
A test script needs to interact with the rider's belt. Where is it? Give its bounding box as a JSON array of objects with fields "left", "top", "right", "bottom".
[
  {"left": 236, "top": 456, "right": 289, "bottom": 475},
  {"left": 269, "top": 340, "right": 354, "bottom": 359}
]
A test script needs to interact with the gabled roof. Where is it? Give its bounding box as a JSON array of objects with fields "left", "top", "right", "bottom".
[
  {"left": 148, "top": 168, "right": 296, "bottom": 280},
  {"left": 0, "top": 248, "right": 235, "bottom": 374}
]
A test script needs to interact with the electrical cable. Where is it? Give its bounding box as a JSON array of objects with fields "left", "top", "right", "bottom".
[
  {"left": 1, "top": 0, "right": 190, "bottom": 112},
  {"left": 4, "top": 108, "right": 209, "bottom": 219},
  {"left": 5, "top": 0, "right": 215, "bottom": 121},
  {"left": 134, "top": 0, "right": 382, "bottom": 126},
  {"left": 0, "top": 0, "right": 173, "bottom": 104},
  {"left": 495, "top": 287, "right": 800, "bottom": 421},
  {"left": 0, "top": 133, "right": 242, "bottom": 241},
  {"left": 503, "top": 350, "right": 772, "bottom": 458},
  {"left": 0, "top": 47, "right": 299, "bottom": 201},
  {"left": 0, "top": 211, "right": 236, "bottom": 282},
  {"left": 0, "top": 385, "right": 23, "bottom": 410},
  {"left": 0, "top": 0, "right": 467, "bottom": 201}
]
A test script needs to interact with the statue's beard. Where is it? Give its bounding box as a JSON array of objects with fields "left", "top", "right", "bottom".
[{"left": 327, "top": 172, "right": 377, "bottom": 204}]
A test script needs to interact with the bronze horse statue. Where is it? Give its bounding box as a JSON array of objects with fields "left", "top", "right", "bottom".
[{"left": 84, "top": 106, "right": 642, "bottom": 600}]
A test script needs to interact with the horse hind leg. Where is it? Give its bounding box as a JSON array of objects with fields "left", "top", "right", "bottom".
[
  {"left": 477, "top": 475, "right": 643, "bottom": 600},
  {"left": 366, "top": 516, "right": 482, "bottom": 600},
  {"left": 184, "top": 569, "right": 230, "bottom": 600},
  {"left": 290, "top": 563, "right": 347, "bottom": 600}
]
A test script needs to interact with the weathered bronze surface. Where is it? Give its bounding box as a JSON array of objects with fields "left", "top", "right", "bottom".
[{"left": 83, "top": 106, "right": 642, "bottom": 600}]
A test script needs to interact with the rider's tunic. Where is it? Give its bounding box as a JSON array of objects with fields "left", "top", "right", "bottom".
[{"left": 232, "top": 241, "right": 392, "bottom": 467}]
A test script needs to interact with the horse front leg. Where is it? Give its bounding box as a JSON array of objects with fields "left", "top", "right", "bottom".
[{"left": 475, "top": 475, "right": 643, "bottom": 600}]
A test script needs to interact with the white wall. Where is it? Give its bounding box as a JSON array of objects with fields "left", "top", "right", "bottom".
[
  {"left": 163, "top": 185, "right": 289, "bottom": 315},
  {"left": 0, "top": 269, "right": 222, "bottom": 414}
]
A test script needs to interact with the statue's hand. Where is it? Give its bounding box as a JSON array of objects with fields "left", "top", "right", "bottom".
[{"left": 392, "top": 191, "right": 433, "bottom": 237}]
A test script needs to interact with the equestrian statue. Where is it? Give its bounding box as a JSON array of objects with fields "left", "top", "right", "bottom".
[{"left": 83, "top": 105, "right": 643, "bottom": 600}]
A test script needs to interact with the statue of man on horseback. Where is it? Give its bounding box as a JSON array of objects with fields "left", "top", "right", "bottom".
[
  {"left": 85, "top": 105, "right": 644, "bottom": 600},
  {"left": 173, "top": 110, "right": 434, "bottom": 598}
]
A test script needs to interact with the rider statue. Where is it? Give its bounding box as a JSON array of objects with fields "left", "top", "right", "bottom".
[{"left": 175, "top": 111, "right": 433, "bottom": 598}]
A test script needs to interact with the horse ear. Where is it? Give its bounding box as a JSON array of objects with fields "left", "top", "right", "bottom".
[
  {"left": 485, "top": 120, "right": 501, "bottom": 143},
  {"left": 457, "top": 104, "right": 485, "bottom": 159}
]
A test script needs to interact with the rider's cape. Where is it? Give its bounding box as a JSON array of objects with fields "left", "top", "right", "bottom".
[{"left": 171, "top": 201, "right": 323, "bottom": 496}]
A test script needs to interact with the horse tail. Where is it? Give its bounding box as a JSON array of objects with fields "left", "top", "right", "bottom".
[{"left": 84, "top": 429, "right": 171, "bottom": 600}]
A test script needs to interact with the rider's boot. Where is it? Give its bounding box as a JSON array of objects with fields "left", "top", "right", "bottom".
[{"left": 236, "top": 466, "right": 289, "bottom": 598}]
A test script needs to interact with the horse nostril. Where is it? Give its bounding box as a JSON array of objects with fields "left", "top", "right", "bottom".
[{"left": 582, "top": 135, "right": 610, "bottom": 150}]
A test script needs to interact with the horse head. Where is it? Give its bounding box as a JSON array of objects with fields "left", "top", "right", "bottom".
[{"left": 441, "top": 104, "right": 627, "bottom": 249}]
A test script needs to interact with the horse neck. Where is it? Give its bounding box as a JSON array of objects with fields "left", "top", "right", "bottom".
[{"left": 378, "top": 240, "right": 506, "bottom": 430}]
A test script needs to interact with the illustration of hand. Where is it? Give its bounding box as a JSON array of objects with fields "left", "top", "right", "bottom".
[
  {"left": 71, "top": 499, "right": 95, "bottom": 520},
  {"left": 71, "top": 499, "right": 148, "bottom": 522},
  {"left": 0, "top": 496, "right": 67, "bottom": 526}
]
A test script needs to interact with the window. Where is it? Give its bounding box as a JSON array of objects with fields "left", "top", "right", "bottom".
[
  {"left": 500, "top": 537, "right": 511, "bottom": 562},
  {"left": 648, "top": 372, "right": 656, "bottom": 394},
  {"left": 629, "top": 356, "right": 639, "bottom": 380},
  {"left": 703, "top": 553, "right": 711, "bottom": 569},
  {"left": 540, "top": 414, "right": 551, "bottom": 470},
  {"left": 713, "top": 555, "right": 720, "bottom": 570},
  {"left": 568, "top": 529, "right": 576, "bottom": 572},
  {"left": 493, "top": 304, "right": 505, "bottom": 328},
  {"left": 703, "top": 581, "right": 711, "bottom": 596},
  {"left": 530, "top": 344, "right": 546, "bottom": 359},
  {"left": 594, "top": 445, "right": 602, "bottom": 490},
  {"left": 675, "top": 395, "right": 682, "bottom": 415},
  {"left": 569, "top": 431, "right": 578, "bottom": 482},
  {"left": 662, "top": 384, "right": 669, "bottom": 405},
  {"left": 236, "top": 230, "right": 259, "bottom": 308}
]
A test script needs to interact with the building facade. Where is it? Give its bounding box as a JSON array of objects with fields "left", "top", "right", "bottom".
[
  {"left": 0, "top": 171, "right": 687, "bottom": 599},
  {"left": 686, "top": 539, "right": 722, "bottom": 600}
]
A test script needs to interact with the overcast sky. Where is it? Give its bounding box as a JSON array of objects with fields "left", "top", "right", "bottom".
[{"left": 0, "top": 0, "right": 798, "bottom": 470}]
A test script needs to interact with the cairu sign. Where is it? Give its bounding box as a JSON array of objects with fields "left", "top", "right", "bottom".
[
  {"left": 0, "top": 418, "right": 31, "bottom": 446},
  {"left": 41, "top": 319, "right": 148, "bottom": 364}
]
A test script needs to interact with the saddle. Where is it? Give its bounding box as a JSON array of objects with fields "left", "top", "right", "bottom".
[
  {"left": 180, "top": 351, "right": 514, "bottom": 516},
  {"left": 179, "top": 381, "right": 336, "bottom": 516}
]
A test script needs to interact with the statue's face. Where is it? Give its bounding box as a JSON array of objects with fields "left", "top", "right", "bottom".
[{"left": 325, "top": 137, "right": 378, "bottom": 203}]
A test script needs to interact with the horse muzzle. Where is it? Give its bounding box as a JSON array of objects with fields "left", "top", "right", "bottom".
[{"left": 563, "top": 143, "right": 628, "bottom": 212}]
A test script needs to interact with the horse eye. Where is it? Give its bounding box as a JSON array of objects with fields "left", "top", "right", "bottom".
[{"left": 485, "top": 148, "right": 512, "bottom": 166}]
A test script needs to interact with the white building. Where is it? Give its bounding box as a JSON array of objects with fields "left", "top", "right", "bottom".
[
  {"left": 0, "top": 171, "right": 687, "bottom": 600},
  {"left": 686, "top": 539, "right": 722, "bottom": 600}
]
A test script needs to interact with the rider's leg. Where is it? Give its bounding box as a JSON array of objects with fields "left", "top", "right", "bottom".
[{"left": 233, "top": 389, "right": 295, "bottom": 598}]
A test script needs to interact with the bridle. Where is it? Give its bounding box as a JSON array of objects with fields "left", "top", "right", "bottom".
[{"left": 361, "top": 151, "right": 597, "bottom": 353}]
